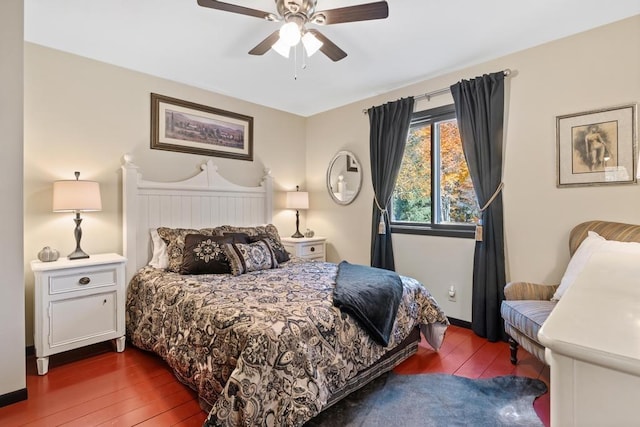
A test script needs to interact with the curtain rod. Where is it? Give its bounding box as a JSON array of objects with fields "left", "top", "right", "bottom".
[{"left": 363, "top": 69, "right": 511, "bottom": 115}]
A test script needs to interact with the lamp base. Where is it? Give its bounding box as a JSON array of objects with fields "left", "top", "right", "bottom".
[
  {"left": 291, "top": 209, "right": 304, "bottom": 238},
  {"left": 68, "top": 248, "right": 90, "bottom": 260},
  {"left": 68, "top": 213, "right": 90, "bottom": 259}
]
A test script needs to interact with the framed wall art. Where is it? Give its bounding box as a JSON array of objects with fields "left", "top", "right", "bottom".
[
  {"left": 151, "top": 93, "right": 253, "bottom": 161},
  {"left": 556, "top": 103, "right": 637, "bottom": 187}
]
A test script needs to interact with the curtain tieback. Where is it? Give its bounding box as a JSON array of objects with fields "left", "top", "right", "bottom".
[
  {"left": 479, "top": 182, "right": 504, "bottom": 212},
  {"left": 374, "top": 194, "right": 388, "bottom": 235},
  {"left": 475, "top": 182, "right": 504, "bottom": 242}
]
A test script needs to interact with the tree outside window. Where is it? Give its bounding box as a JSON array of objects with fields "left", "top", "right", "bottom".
[{"left": 391, "top": 105, "right": 479, "bottom": 237}]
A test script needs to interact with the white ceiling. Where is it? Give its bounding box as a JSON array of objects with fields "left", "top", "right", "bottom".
[{"left": 25, "top": 0, "right": 640, "bottom": 117}]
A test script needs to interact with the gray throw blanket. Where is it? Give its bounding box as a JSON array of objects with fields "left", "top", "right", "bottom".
[{"left": 333, "top": 261, "right": 403, "bottom": 346}]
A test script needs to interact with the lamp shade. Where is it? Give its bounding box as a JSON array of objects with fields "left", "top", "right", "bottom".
[
  {"left": 53, "top": 180, "right": 102, "bottom": 212},
  {"left": 286, "top": 190, "right": 309, "bottom": 210},
  {"left": 279, "top": 22, "right": 301, "bottom": 46},
  {"left": 301, "top": 32, "right": 323, "bottom": 57},
  {"left": 272, "top": 38, "right": 291, "bottom": 58}
]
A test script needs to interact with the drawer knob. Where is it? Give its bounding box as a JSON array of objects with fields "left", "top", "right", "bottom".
[
  {"left": 310, "top": 247, "right": 315, "bottom": 252},
  {"left": 78, "top": 277, "right": 91, "bottom": 285}
]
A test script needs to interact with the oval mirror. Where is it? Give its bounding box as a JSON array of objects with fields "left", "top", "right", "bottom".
[{"left": 327, "top": 150, "right": 362, "bottom": 205}]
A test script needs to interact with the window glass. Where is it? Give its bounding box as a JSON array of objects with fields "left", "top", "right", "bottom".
[
  {"left": 393, "top": 122, "right": 432, "bottom": 222},
  {"left": 391, "top": 105, "right": 479, "bottom": 237}
]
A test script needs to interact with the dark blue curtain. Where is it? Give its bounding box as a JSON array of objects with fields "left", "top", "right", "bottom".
[
  {"left": 450, "top": 72, "right": 506, "bottom": 342},
  {"left": 368, "top": 97, "right": 415, "bottom": 270}
]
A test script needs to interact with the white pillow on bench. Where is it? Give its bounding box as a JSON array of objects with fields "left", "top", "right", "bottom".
[{"left": 553, "top": 231, "right": 640, "bottom": 300}]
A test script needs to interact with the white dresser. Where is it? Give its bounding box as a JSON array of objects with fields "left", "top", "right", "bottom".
[
  {"left": 281, "top": 236, "right": 326, "bottom": 261},
  {"left": 31, "top": 253, "right": 127, "bottom": 375},
  {"left": 538, "top": 251, "right": 640, "bottom": 427}
]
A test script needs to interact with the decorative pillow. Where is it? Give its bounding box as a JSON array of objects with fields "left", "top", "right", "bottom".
[
  {"left": 553, "top": 231, "right": 606, "bottom": 300},
  {"left": 181, "top": 234, "right": 233, "bottom": 275},
  {"left": 157, "top": 227, "right": 216, "bottom": 273},
  {"left": 148, "top": 229, "right": 169, "bottom": 269},
  {"left": 215, "top": 224, "right": 282, "bottom": 244},
  {"left": 222, "top": 232, "right": 251, "bottom": 244},
  {"left": 248, "top": 235, "right": 290, "bottom": 263},
  {"left": 223, "top": 240, "right": 278, "bottom": 276}
]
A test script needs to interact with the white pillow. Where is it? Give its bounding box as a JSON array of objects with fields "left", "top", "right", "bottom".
[
  {"left": 552, "top": 231, "right": 605, "bottom": 300},
  {"left": 601, "top": 238, "right": 640, "bottom": 255},
  {"left": 148, "top": 229, "right": 169, "bottom": 269},
  {"left": 553, "top": 231, "right": 640, "bottom": 300}
]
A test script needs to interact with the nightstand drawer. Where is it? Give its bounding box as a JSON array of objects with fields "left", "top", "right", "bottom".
[
  {"left": 49, "top": 267, "right": 118, "bottom": 295},
  {"left": 280, "top": 237, "right": 327, "bottom": 262},
  {"left": 49, "top": 291, "right": 117, "bottom": 347},
  {"left": 300, "top": 243, "right": 324, "bottom": 257}
]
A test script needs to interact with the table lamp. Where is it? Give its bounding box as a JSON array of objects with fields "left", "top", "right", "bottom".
[
  {"left": 286, "top": 186, "right": 308, "bottom": 238},
  {"left": 53, "top": 171, "right": 102, "bottom": 259}
]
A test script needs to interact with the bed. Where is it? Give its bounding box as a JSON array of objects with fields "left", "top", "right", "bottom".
[{"left": 122, "top": 156, "right": 449, "bottom": 426}]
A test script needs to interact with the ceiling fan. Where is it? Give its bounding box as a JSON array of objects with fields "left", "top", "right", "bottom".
[{"left": 197, "top": 0, "right": 389, "bottom": 62}]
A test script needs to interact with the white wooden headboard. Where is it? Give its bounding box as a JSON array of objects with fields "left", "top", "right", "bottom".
[{"left": 121, "top": 154, "right": 273, "bottom": 283}]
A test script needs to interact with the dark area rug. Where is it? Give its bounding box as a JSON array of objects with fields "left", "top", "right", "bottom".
[{"left": 305, "top": 373, "right": 547, "bottom": 427}]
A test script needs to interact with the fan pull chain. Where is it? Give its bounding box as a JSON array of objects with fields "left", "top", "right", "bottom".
[
  {"left": 292, "top": 44, "right": 312, "bottom": 80},
  {"left": 293, "top": 44, "right": 298, "bottom": 80},
  {"left": 301, "top": 44, "right": 308, "bottom": 70}
]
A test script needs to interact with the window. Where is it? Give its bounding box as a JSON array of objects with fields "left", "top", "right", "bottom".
[{"left": 391, "top": 104, "right": 479, "bottom": 238}]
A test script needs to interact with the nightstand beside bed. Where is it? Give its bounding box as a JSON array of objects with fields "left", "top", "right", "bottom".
[
  {"left": 280, "top": 236, "right": 326, "bottom": 261},
  {"left": 31, "top": 253, "right": 127, "bottom": 375}
]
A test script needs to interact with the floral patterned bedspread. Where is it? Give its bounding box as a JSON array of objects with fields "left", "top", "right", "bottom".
[{"left": 126, "top": 259, "right": 448, "bottom": 426}]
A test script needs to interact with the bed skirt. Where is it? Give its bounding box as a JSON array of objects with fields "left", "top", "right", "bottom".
[{"left": 322, "top": 325, "right": 421, "bottom": 410}]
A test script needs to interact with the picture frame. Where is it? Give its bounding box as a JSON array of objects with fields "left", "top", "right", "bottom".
[
  {"left": 346, "top": 154, "right": 359, "bottom": 172},
  {"left": 556, "top": 103, "right": 637, "bottom": 187},
  {"left": 151, "top": 93, "right": 253, "bottom": 161}
]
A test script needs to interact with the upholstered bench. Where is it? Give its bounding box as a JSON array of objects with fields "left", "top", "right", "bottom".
[{"left": 501, "top": 220, "right": 640, "bottom": 365}]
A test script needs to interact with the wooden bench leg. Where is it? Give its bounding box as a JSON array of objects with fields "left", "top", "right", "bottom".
[{"left": 508, "top": 337, "right": 518, "bottom": 365}]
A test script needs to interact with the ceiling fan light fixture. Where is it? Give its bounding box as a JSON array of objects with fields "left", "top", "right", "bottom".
[
  {"left": 279, "top": 21, "right": 301, "bottom": 46},
  {"left": 272, "top": 38, "right": 291, "bottom": 58},
  {"left": 302, "top": 32, "right": 323, "bottom": 56},
  {"left": 199, "top": 0, "right": 390, "bottom": 62},
  {"left": 310, "top": 13, "right": 326, "bottom": 25},
  {"left": 285, "top": 1, "right": 300, "bottom": 14}
]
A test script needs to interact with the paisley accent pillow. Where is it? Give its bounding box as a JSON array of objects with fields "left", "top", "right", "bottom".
[
  {"left": 248, "top": 235, "right": 290, "bottom": 263},
  {"left": 224, "top": 240, "right": 278, "bottom": 276},
  {"left": 157, "top": 227, "right": 216, "bottom": 273},
  {"left": 181, "top": 234, "right": 233, "bottom": 275}
]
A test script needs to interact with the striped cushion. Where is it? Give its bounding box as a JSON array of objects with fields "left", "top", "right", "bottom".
[{"left": 501, "top": 300, "right": 556, "bottom": 342}]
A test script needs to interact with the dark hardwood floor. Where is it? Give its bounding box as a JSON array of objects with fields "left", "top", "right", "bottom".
[{"left": 0, "top": 325, "right": 550, "bottom": 426}]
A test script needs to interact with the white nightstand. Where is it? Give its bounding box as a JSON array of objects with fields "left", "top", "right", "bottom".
[
  {"left": 31, "top": 253, "right": 127, "bottom": 375},
  {"left": 280, "top": 236, "right": 326, "bottom": 261}
]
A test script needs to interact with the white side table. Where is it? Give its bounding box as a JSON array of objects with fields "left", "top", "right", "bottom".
[
  {"left": 31, "top": 253, "right": 127, "bottom": 375},
  {"left": 280, "top": 236, "right": 326, "bottom": 261}
]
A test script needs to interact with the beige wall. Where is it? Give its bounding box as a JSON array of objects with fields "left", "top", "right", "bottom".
[
  {"left": 22, "top": 15, "right": 640, "bottom": 343},
  {"left": 0, "top": 0, "right": 26, "bottom": 398},
  {"left": 307, "top": 15, "right": 640, "bottom": 321},
  {"left": 24, "top": 44, "right": 308, "bottom": 345}
]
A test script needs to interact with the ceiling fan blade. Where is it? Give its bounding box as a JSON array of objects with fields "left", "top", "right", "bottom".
[
  {"left": 312, "top": 1, "right": 388, "bottom": 25},
  {"left": 197, "top": 0, "right": 273, "bottom": 20},
  {"left": 248, "top": 31, "right": 281, "bottom": 55},
  {"left": 307, "top": 29, "right": 347, "bottom": 62}
]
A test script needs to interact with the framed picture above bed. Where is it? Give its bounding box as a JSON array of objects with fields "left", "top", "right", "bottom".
[
  {"left": 150, "top": 93, "right": 254, "bottom": 161},
  {"left": 556, "top": 103, "right": 637, "bottom": 187}
]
